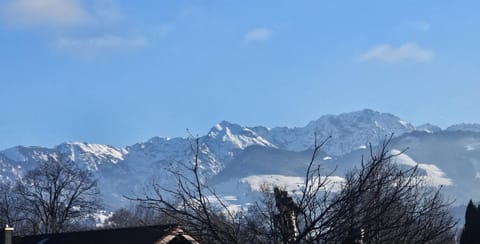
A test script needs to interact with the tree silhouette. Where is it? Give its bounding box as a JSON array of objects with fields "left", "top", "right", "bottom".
[
  {"left": 14, "top": 156, "right": 102, "bottom": 234},
  {"left": 460, "top": 200, "right": 480, "bottom": 244}
]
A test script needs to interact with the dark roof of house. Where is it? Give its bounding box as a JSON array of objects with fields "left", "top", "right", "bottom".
[{"left": 13, "top": 224, "right": 198, "bottom": 244}]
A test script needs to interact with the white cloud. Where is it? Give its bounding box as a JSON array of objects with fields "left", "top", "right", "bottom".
[
  {"left": 1, "top": 0, "right": 89, "bottom": 28},
  {"left": 55, "top": 35, "right": 147, "bottom": 53},
  {"left": 360, "top": 43, "right": 434, "bottom": 63},
  {"left": 244, "top": 28, "right": 272, "bottom": 43}
]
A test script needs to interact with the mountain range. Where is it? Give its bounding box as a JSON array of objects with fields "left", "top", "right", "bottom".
[{"left": 1, "top": 109, "right": 479, "bottom": 214}]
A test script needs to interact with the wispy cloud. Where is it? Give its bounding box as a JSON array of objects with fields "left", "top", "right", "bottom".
[
  {"left": 0, "top": 0, "right": 90, "bottom": 28},
  {"left": 55, "top": 35, "right": 147, "bottom": 53},
  {"left": 360, "top": 43, "right": 434, "bottom": 63},
  {"left": 0, "top": 0, "right": 149, "bottom": 56},
  {"left": 244, "top": 28, "right": 272, "bottom": 43}
]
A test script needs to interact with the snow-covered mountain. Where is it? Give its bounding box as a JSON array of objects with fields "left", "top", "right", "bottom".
[
  {"left": 1, "top": 109, "right": 479, "bottom": 211},
  {"left": 250, "top": 109, "right": 415, "bottom": 155}
]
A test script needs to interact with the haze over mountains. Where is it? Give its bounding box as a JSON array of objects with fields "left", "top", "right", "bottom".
[{"left": 1, "top": 109, "right": 480, "bottom": 210}]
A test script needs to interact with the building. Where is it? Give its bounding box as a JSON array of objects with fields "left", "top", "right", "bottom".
[{"left": 3, "top": 224, "right": 199, "bottom": 244}]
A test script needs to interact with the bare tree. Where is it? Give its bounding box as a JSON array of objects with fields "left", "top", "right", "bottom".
[
  {"left": 242, "top": 185, "right": 278, "bottom": 243},
  {"left": 324, "top": 139, "right": 456, "bottom": 243},
  {"left": 245, "top": 136, "right": 339, "bottom": 244},
  {"left": 14, "top": 156, "right": 102, "bottom": 234},
  {"left": 130, "top": 137, "right": 244, "bottom": 243},
  {"left": 0, "top": 182, "right": 44, "bottom": 235},
  {"left": 247, "top": 136, "right": 456, "bottom": 244},
  {"left": 106, "top": 203, "right": 170, "bottom": 228},
  {"left": 0, "top": 183, "right": 25, "bottom": 229},
  {"left": 133, "top": 135, "right": 456, "bottom": 244}
]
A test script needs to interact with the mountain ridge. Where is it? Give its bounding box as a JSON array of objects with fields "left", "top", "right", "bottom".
[{"left": 1, "top": 109, "right": 479, "bottom": 210}]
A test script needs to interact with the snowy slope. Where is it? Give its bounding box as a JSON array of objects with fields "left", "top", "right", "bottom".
[
  {"left": 251, "top": 109, "right": 415, "bottom": 155},
  {"left": 389, "top": 149, "right": 452, "bottom": 187},
  {"left": 1, "top": 142, "right": 126, "bottom": 171}
]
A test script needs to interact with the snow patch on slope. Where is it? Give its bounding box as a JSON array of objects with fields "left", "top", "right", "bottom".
[
  {"left": 241, "top": 174, "right": 345, "bottom": 193},
  {"left": 57, "top": 142, "right": 127, "bottom": 171},
  {"left": 399, "top": 120, "right": 409, "bottom": 127},
  {"left": 416, "top": 123, "right": 442, "bottom": 133},
  {"left": 67, "top": 142, "right": 127, "bottom": 162},
  {"left": 465, "top": 142, "right": 480, "bottom": 151},
  {"left": 390, "top": 149, "right": 452, "bottom": 186}
]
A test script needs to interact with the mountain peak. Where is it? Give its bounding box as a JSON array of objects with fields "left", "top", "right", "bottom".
[
  {"left": 205, "top": 121, "right": 276, "bottom": 151},
  {"left": 306, "top": 109, "right": 413, "bottom": 129},
  {"left": 347, "top": 109, "right": 399, "bottom": 119},
  {"left": 254, "top": 109, "right": 415, "bottom": 155},
  {"left": 355, "top": 108, "right": 380, "bottom": 115},
  {"left": 211, "top": 120, "right": 239, "bottom": 131},
  {"left": 208, "top": 121, "right": 248, "bottom": 138}
]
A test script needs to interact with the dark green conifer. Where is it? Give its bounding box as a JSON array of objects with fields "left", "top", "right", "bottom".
[{"left": 460, "top": 200, "right": 480, "bottom": 244}]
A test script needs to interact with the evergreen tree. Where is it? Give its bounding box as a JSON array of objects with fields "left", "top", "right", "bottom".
[{"left": 460, "top": 200, "right": 480, "bottom": 244}]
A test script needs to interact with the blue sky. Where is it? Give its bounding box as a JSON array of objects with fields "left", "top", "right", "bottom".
[{"left": 1, "top": 0, "right": 480, "bottom": 149}]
